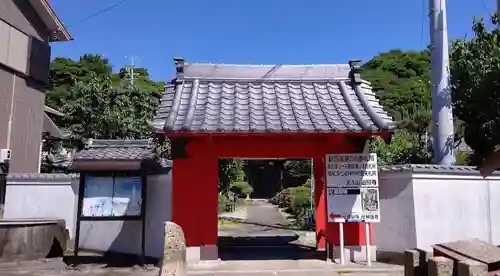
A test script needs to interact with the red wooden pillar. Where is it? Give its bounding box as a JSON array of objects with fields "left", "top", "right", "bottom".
[
  {"left": 314, "top": 156, "right": 327, "bottom": 249},
  {"left": 171, "top": 139, "right": 218, "bottom": 247}
]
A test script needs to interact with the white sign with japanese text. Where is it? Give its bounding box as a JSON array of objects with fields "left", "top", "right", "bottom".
[{"left": 325, "top": 153, "right": 380, "bottom": 223}]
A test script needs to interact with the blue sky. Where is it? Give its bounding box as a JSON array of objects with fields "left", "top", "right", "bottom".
[{"left": 50, "top": 0, "right": 496, "bottom": 81}]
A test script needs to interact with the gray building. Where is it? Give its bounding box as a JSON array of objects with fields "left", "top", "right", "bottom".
[{"left": 0, "top": 0, "right": 71, "bottom": 172}]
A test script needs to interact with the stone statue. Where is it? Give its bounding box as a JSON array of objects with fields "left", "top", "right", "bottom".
[{"left": 160, "top": 221, "right": 187, "bottom": 276}]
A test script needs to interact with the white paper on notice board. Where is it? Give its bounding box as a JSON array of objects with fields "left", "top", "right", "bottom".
[
  {"left": 325, "top": 153, "right": 378, "bottom": 188},
  {"left": 325, "top": 153, "right": 381, "bottom": 223}
]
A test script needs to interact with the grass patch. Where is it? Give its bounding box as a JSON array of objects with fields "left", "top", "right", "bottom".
[{"left": 218, "top": 218, "right": 241, "bottom": 227}]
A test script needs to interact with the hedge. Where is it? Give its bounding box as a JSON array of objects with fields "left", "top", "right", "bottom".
[{"left": 269, "top": 179, "right": 315, "bottom": 230}]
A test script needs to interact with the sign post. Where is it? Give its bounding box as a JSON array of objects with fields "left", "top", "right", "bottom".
[
  {"left": 333, "top": 218, "right": 346, "bottom": 265},
  {"left": 365, "top": 222, "right": 371, "bottom": 266},
  {"left": 325, "top": 153, "right": 380, "bottom": 266}
]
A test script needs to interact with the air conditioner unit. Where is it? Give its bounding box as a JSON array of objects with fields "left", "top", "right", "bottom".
[{"left": 0, "top": 149, "right": 11, "bottom": 163}]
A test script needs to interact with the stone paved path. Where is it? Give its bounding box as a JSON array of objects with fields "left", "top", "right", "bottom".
[
  {"left": 218, "top": 201, "right": 309, "bottom": 260},
  {"left": 219, "top": 200, "right": 296, "bottom": 238}
]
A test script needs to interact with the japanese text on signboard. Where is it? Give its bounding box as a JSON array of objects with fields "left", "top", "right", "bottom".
[
  {"left": 326, "top": 153, "right": 378, "bottom": 188},
  {"left": 325, "top": 153, "right": 380, "bottom": 223}
]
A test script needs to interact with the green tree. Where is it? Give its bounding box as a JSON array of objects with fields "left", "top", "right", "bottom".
[
  {"left": 218, "top": 159, "right": 245, "bottom": 195},
  {"left": 361, "top": 49, "right": 431, "bottom": 117},
  {"left": 362, "top": 50, "right": 434, "bottom": 164},
  {"left": 45, "top": 54, "right": 165, "bottom": 151},
  {"left": 451, "top": 14, "right": 500, "bottom": 165},
  {"left": 46, "top": 54, "right": 113, "bottom": 109},
  {"left": 361, "top": 49, "right": 470, "bottom": 165},
  {"left": 57, "top": 74, "right": 135, "bottom": 149}
]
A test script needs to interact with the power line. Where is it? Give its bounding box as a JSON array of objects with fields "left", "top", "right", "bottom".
[
  {"left": 477, "top": 0, "right": 492, "bottom": 14},
  {"left": 66, "top": 0, "right": 130, "bottom": 28}
]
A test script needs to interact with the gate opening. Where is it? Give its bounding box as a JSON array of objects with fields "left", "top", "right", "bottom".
[{"left": 217, "top": 158, "right": 321, "bottom": 260}]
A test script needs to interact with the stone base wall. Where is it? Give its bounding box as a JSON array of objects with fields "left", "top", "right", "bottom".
[
  {"left": 0, "top": 219, "right": 67, "bottom": 262},
  {"left": 404, "top": 249, "right": 490, "bottom": 276}
]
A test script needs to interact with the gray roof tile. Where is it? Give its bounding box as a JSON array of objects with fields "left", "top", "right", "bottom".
[
  {"left": 379, "top": 164, "right": 497, "bottom": 175},
  {"left": 72, "top": 139, "right": 156, "bottom": 161},
  {"left": 153, "top": 60, "right": 395, "bottom": 133},
  {"left": 7, "top": 173, "right": 79, "bottom": 180}
]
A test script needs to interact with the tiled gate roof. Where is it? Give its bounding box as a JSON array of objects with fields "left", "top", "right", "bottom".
[
  {"left": 153, "top": 58, "right": 395, "bottom": 133},
  {"left": 72, "top": 139, "right": 156, "bottom": 161}
]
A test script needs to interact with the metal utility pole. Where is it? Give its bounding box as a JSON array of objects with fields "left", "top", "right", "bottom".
[
  {"left": 497, "top": 0, "right": 500, "bottom": 28},
  {"left": 429, "top": 0, "right": 455, "bottom": 165},
  {"left": 124, "top": 56, "right": 138, "bottom": 88}
]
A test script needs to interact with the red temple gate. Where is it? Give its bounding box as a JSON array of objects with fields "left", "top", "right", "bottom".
[{"left": 153, "top": 58, "right": 394, "bottom": 260}]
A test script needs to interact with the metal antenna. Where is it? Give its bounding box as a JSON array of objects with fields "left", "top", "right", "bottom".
[
  {"left": 429, "top": 0, "right": 455, "bottom": 165},
  {"left": 124, "top": 56, "right": 139, "bottom": 88}
]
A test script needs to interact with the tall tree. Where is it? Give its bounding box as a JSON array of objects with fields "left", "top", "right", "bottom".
[
  {"left": 451, "top": 14, "right": 500, "bottom": 165},
  {"left": 362, "top": 49, "right": 431, "bottom": 118},
  {"left": 58, "top": 74, "right": 135, "bottom": 149},
  {"left": 45, "top": 54, "right": 164, "bottom": 150},
  {"left": 362, "top": 50, "right": 434, "bottom": 164},
  {"left": 46, "top": 54, "right": 113, "bottom": 109}
]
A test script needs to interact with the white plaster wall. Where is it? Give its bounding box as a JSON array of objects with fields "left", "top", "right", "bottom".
[
  {"left": 488, "top": 178, "right": 500, "bottom": 244},
  {"left": 412, "top": 175, "right": 491, "bottom": 251},
  {"left": 3, "top": 174, "right": 79, "bottom": 237},
  {"left": 374, "top": 169, "right": 500, "bottom": 253},
  {"left": 4, "top": 173, "right": 172, "bottom": 259},
  {"left": 372, "top": 172, "right": 417, "bottom": 252}
]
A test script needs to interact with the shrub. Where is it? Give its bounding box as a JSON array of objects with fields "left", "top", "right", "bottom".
[
  {"left": 271, "top": 183, "right": 315, "bottom": 230},
  {"left": 274, "top": 188, "right": 295, "bottom": 209},
  {"left": 230, "top": 181, "right": 253, "bottom": 197},
  {"left": 292, "top": 186, "right": 311, "bottom": 211},
  {"left": 303, "top": 178, "right": 312, "bottom": 188},
  {"left": 218, "top": 194, "right": 228, "bottom": 213}
]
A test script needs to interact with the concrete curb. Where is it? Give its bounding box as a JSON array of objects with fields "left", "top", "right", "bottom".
[{"left": 187, "top": 266, "right": 404, "bottom": 275}]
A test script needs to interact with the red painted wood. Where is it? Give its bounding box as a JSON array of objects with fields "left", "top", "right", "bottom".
[
  {"left": 169, "top": 133, "right": 386, "bottom": 247},
  {"left": 313, "top": 157, "right": 327, "bottom": 249},
  {"left": 171, "top": 138, "right": 218, "bottom": 247}
]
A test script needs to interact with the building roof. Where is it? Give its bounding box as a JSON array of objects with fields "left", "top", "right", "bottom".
[
  {"left": 379, "top": 164, "right": 493, "bottom": 175},
  {"left": 7, "top": 173, "right": 79, "bottom": 180},
  {"left": 72, "top": 139, "right": 156, "bottom": 161},
  {"left": 29, "top": 0, "right": 72, "bottom": 42},
  {"left": 43, "top": 105, "right": 65, "bottom": 139},
  {"left": 70, "top": 139, "right": 172, "bottom": 173},
  {"left": 44, "top": 105, "right": 64, "bottom": 116},
  {"left": 153, "top": 58, "right": 395, "bottom": 134}
]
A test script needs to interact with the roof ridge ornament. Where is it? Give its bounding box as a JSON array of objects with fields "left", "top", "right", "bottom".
[
  {"left": 173, "top": 57, "right": 185, "bottom": 79},
  {"left": 348, "top": 59, "right": 362, "bottom": 85}
]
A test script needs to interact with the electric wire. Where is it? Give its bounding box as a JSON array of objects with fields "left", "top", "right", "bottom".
[
  {"left": 477, "top": 0, "right": 492, "bottom": 14},
  {"left": 66, "top": 0, "right": 130, "bottom": 29}
]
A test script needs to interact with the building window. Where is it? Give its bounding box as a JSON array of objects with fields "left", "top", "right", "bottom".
[{"left": 0, "top": 19, "right": 29, "bottom": 74}]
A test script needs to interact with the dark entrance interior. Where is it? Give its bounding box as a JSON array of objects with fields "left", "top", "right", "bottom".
[
  {"left": 245, "top": 159, "right": 284, "bottom": 199},
  {"left": 218, "top": 158, "right": 320, "bottom": 260}
]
